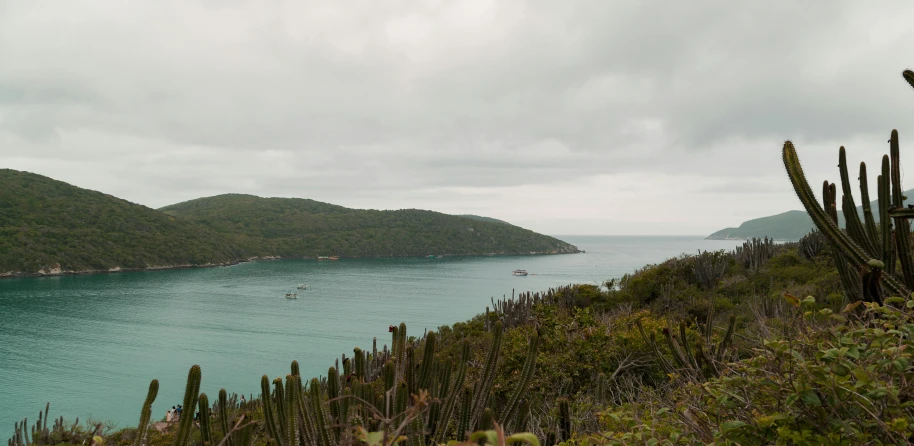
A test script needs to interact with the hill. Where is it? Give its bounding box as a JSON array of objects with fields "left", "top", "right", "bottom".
[
  {"left": 160, "top": 194, "right": 580, "bottom": 257},
  {"left": 0, "top": 169, "right": 263, "bottom": 275},
  {"left": 457, "top": 214, "right": 512, "bottom": 225},
  {"left": 707, "top": 189, "right": 914, "bottom": 240}
]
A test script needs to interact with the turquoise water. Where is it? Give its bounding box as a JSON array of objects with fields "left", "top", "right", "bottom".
[{"left": 0, "top": 235, "right": 742, "bottom": 434}]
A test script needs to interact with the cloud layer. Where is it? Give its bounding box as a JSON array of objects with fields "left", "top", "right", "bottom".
[{"left": 3, "top": 0, "right": 914, "bottom": 235}]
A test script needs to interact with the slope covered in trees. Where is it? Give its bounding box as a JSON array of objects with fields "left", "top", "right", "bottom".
[
  {"left": 0, "top": 169, "right": 263, "bottom": 274},
  {"left": 160, "top": 194, "right": 579, "bottom": 258}
]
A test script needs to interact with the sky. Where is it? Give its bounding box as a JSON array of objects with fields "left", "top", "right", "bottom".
[{"left": 2, "top": 1, "right": 914, "bottom": 236}]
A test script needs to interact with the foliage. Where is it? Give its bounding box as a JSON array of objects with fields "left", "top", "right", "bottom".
[{"left": 160, "top": 194, "right": 579, "bottom": 258}]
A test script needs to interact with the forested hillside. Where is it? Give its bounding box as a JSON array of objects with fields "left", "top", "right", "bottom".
[
  {"left": 160, "top": 194, "right": 579, "bottom": 257},
  {"left": 0, "top": 170, "right": 264, "bottom": 274}
]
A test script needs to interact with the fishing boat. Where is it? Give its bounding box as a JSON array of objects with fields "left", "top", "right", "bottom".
[
  {"left": 512, "top": 269, "right": 528, "bottom": 276},
  {"left": 297, "top": 284, "right": 308, "bottom": 290},
  {"left": 285, "top": 293, "right": 298, "bottom": 299}
]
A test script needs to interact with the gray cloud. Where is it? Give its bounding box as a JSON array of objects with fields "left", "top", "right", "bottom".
[{"left": 2, "top": 0, "right": 914, "bottom": 235}]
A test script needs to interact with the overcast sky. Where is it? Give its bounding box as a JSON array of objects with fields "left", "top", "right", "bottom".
[{"left": 2, "top": 1, "right": 914, "bottom": 235}]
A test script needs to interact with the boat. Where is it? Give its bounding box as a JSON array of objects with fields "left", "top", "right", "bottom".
[
  {"left": 512, "top": 269, "right": 528, "bottom": 276},
  {"left": 285, "top": 293, "right": 298, "bottom": 299},
  {"left": 317, "top": 256, "right": 340, "bottom": 260},
  {"left": 296, "top": 284, "right": 308, "bottom": 290}
]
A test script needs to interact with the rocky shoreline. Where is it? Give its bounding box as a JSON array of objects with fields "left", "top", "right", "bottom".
[{"left": 0, "top": 250, "right": 581, "bottom": 280}]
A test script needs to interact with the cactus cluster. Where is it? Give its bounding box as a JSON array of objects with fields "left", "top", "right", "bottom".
[
  {"left": 781, "top": 70, "right": 914, "bottom": 302},
  {"left": 692, "top": 250, "right": 728, "bottom": 290},
  {"left": 730, "top": 237, "right": 776, "bottom": 272},
  {"left": 637, "top": 314, "right": 736, "bottom": 382},
  {"left": 101, "top": 319, "right": 541, "bottom": 446},
  {"left": 798, "top": 229, "right": 826, "bottom": 260},
  {"left": 8, "top": 403, "right": 99, "bottom": 446}
]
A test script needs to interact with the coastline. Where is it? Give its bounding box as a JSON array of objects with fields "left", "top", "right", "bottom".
[{"left": 0, "top": 249, "right": 582, "bottom": 280}]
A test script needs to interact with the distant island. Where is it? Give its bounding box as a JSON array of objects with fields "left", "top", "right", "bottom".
[
  {"left": 707, "top": 189, "right": 913, "bottom": 241},
  {"left": 0, "top": 169, "right": 579, "bottom": 278}
]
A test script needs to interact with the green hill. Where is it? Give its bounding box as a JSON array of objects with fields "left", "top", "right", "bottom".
[
  {"left": 707, "top": 189, "right": 914, "bottom": 240},
  {"left": 160, "top": 194, "right": 579, "bottom": 257},
  {"left": 0, "top": 169, "right": 263, "bottom": 275},
  {"left": 457, "top": 214, "right": 512, "bottom": 225}
]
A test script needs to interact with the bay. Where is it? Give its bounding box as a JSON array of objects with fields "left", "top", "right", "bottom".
[{"left": 0, "top": 235, "right": 742, "bottom": 434}]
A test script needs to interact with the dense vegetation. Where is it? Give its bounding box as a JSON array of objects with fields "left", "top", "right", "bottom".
[
  {"left": 0, "top": 170, "right": 265, "bottom": 274},
  {"left": 0, "top": 171, "right": 577, "bottom": 276},
  {"left": 160, "top": 194, "right": 578, "bottom": 258}
]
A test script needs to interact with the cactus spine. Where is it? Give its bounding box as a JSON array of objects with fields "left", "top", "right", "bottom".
[
  {"left": 173, "top": 365, "right": 201, "bottom": 446},
  {"left": 133, "top": 379, "right": 158, "bottom": 446}
]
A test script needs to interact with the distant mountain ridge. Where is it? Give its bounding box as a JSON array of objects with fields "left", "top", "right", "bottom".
[
  {"left": 707, "top": 188, "right": 914, "bottom": 241},
  {"left": 0, "top": 170, "right": 578, "bottom": 277}
]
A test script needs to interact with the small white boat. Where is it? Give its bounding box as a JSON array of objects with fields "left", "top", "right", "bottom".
[
  {"left": 297, "top": 284, "right": 308, "bottom": 290},
  {"left": 285, "top": 293, "right": 298, "bottom": 299},
  {"left": 512, "top": 269, "right": 528, "bottom": 276}
]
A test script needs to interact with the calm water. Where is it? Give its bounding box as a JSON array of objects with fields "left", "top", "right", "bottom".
[{"left": 0, "top": 235, "right": 742, "bottom": 434}]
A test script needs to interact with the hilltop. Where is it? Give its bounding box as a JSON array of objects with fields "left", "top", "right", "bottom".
[
  {"left": 0, "top": 170, "right": 264, "bottom": 275},
  {"left": 707, "top": 189, "right": 914, "bottom": 240},
  {"left": 160, "top": 194, "right": 579, "bottom": 257}
]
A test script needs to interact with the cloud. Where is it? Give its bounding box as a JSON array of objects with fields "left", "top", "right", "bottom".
[{"left": 2, "top": 0, "right": 914, "bottom": 235}]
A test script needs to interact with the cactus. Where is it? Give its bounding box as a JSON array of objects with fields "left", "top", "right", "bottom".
[
  {"left": 782, "top": 138, "right": 909, "bottom": 300},
  {"left": 327, "top": 366, "right": 343, "bottom": 439},
  {"left": 692, "top": 250, "right": 727, "bottom": 289},
  {"left": 798, "top": 229, "right": 825, "bottom": 260},
  {"left": 499, "top": 331, "right": 540, "bottom": 426},
  {"left": 217, "top": 389, "right": 233, "bottom": 446},
  {"left": 261, "top": 375, "right": 280, "bottom": 443},
  {"left": 417, "top": 331, "right": 437, "bottom": 390},
  {"left": 457, "top": 387, "right": 473, "bottom": 441},
  {"left": 557, "top": 398, "right": 571, "bottom": 442},
  {"left": 478, "top": 408, "right": 495, "bottom": 431},
  {"left": 133, "top": 379, "right": 159, "bottom": 446},
  {"left": 637, "top": 315, "right": 735, "bottom": 382},
  {"left": 173, "top": 365, "right": 201, "bottom": 446},
  {"left": 471, "top": 321, "right": 503, "bottom": 429},
  {"left": 731, "top": 237, "right": 776, "bottom": 272},
  {"left": 308, "top": 377, "right": 334, "bottom": 446},
  {"left": 433, "top": 340, "right": 470, "bottom": 443},
  {"left": 198, "top": 393, "right": 213, "bottom": 445}
]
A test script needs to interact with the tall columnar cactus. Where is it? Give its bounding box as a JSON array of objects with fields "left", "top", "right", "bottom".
[
  {"left": 557, "top": 398, "right": 571, "bottom": 442},
  {"left": 471, "top": 321, "right": 503, "bottom": 429},
  {"left": 198, "top": 393, "right": 213, "bottom": 445},
  {"left": 327, "top": 366, "right": 342, "bottom": 439},
  {"left": 133, "top": 379, "right": 158, "bottom": 446},
  {"left": 310, "top": 377, "right": 334, "bottom": 446},
  {"left": 499, "top": 330, "right": 540, "bottom": 427},
  {"left": 417, "top": 331, "right": 437, "bottom": 390},
  {"left": 217, "top": 389, "right": 233, "bottom": 446},
  {"left": 173, "top": 365, "right": 202, "bottom": 446},
  {"left": 433, "top": 340, "right": 470, "bottom": 444},
  {"left": 457, "top": 387, "right": 473, "bottom": 442},
  {"left": 261, "top": 375, "right": 280, "bottom": 443}
]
